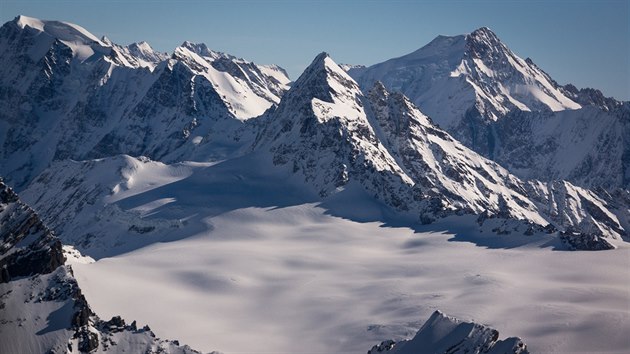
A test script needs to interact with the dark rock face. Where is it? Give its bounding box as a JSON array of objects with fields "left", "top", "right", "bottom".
[
  {"left": 560, "top": 229, "right": 615, "bottom": 251},
  {"left": 560, "top": 83, "right": 622, "bottom": 112},
  {"left": 71, "top": 288, "right": 93, "bottom": 328},
  {"left": 367, "top": 339, "right": 396, "bottom": 354},
  {"left": 0, "top": 179, "right": 65, "bottom": 283},
  {"left": 76, "top": 327, "right": 99, "bottom": 352},
  {"left": 0, "top": 176, "right": 203, "bottom": 353}
]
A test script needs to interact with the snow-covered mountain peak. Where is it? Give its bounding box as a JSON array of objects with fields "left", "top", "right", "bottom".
[
  {"left": 289, "top": 52, "right": 362, "bottom": 109},
  {"left": 128, "top": 40, "right": 153, "bottom": 54},
  {"left": 14, "top": 15, "right": 45, "bottom": 30},
  {"left": 467, "top": 26, "right": 501, "bottom": 46},
  {"left": 5, "top": 15, "right": 111, "bottom": 63},
  {"left": 11, "top": 15, "right": 108, "bottom": 52},
  {"left": 368, "top": 80, "right": 389, "bottom": 99},
  {"left": 371, "top": 310, "right": 529, "bottom": 354},
  {"left": 13, "top": 15, "right": 102, "bottom": 44},
  {"left": 347, "top": 27, "right": 627, "bottom": 191},
  {"left": 255, "top": 52, "right": 413, "bottom": 198},
  {"left": 178, "top": 41, "right": 232, "bottom": 61},
  {"left": 171, "top": 43, "right": 290, "bottom": 119},
  {"left": 294, "top": 51, "right": 330, "bottom": 79},
  {"left": 261, "top": 51, "right": 366, "bottom": 135},
  {"left": 339, "top": 63, "right": 366, "bottom": 72},
  {"left": 124, "top": 40, "right": 168, "bottom": 66},
  {"left": 350, "top": 26, "right": 582, "bottom": 129},
  {"left": 131, "top": 40, "right": 151, "bottom": 50},
  {"left": 100, "top": 35, "right": 112, "bottom": 45}
]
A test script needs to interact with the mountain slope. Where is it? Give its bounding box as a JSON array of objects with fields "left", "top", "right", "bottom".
[
  {"left": 350, "top": 27, "right": 580, "bottom": 127},
  {"left": 253, "top": 53, "right": 626, "bottom": 246},
  {"left": 490, "top": 105, "right": 630, "bottom": 189},
  {"left": 6, "top": 46, "right": 623, "bottom": 261},
  {"left": 18, "top": 155, "right": 214, "bottom": 258},
  {"left": 0, "top": 179, "right": 202, "bottom": 353},
  {"left": 255, "top": 52, "right": 414, "bottom": 205},
  {"left": 366, "top": 81, "right": 624, "bottom": 246},
  {"left": 349, "top": 27, "right": 628, "bottom": 190},
  {"left": 0, "top": 15, "right": 289, "bottom": 190}
]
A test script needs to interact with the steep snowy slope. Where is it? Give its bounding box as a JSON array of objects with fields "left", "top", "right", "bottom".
[
  {"left": 349, "top": 28, "right": 628, "bottom": 189},
  {"left": 350, "top": 27, "right": 580, "bottom": 127},
  {"left": 368, "top": 311, "right": 528, "bottom": 354},
  {"left": 366, "top": 81, "right": 626, "bottom": 246},
  {"left": 0, "top": 15, "right": 288, "bottom": 190},
  {"left": 366, "top": 81, "right": 542, "bottom": 222},
  {"left": 490, "top": 105, "right": 630, "bottom": 189},
  {"left": 173, "top": 41, "right": 289, "bottom": 119},
  {"left": 0, "top": 179, "right": 201, "bottom": 353},
  {"left": 252, "top": 53, "right": 625, "bottom": 245},
  {"left": 255, "top": 52, "right": 415, "bottom": 206}
]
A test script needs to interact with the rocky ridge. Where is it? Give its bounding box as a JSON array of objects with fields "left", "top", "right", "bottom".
[
  {"left": 348, "top": 27, "right": 629, "bottom": 190},
  {"left": 0, "top": 15, "right": 289, "bottom": 190},
  {"left": 368, "top": 310, "right": 528, "bottom": 354},
  {"left": 0, "top": 179, "right": 204, "bottom": 353}
]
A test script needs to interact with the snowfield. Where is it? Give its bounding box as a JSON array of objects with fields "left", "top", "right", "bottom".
[{"left": 74, "top": 194, "right": 630, "bottom": 353}]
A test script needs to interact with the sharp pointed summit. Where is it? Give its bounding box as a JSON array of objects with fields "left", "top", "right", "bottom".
[
  {"left": 350, "top": 27, "right": 581, "bottom": 127},
  {"left": 347, "top": 27, "right": 628, "bottom": 191},
  {"left": 289, "top": 51, "right": 360, "bottom": 105}
]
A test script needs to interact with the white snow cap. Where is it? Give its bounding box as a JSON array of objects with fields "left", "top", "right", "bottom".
[{"left": 14, "top": 14, "right": 104, "bottom": 45}]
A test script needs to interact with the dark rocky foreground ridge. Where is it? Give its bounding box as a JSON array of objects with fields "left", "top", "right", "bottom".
[{"left": 0, "top": 179, "right": 203, "bottom": 353}]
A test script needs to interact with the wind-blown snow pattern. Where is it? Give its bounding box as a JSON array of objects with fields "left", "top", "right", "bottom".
[
  {"left": 0, "top": 15, "right": 289, "bottom": 190},
  {"left": 18, "top": 155, "right": 213, "bottom": 258},
  {"left": 349, "top": 27, "right": 629, "bottom": 190},
  {"left": 0, "top": 179, "right": 203, "bottom": 354},
  {"left": 368, "top": 310, "right": 528, "bottom": 354}
]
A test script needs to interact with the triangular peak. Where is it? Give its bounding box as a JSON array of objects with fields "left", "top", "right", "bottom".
[{"left": 288, "top": 52, "right": 361, "bottom": 105}]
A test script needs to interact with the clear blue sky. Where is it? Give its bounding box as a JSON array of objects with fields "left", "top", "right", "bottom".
[{"left": 1, "top": 0, "right": 628, "bottom": 100}]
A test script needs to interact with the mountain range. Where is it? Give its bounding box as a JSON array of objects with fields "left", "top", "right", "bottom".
[
  {"left": 0, "top": 15, "right": 628, "bottom": 353},
  {"left": 348, "top": 27, "right": 629, "bottom": 190}
]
